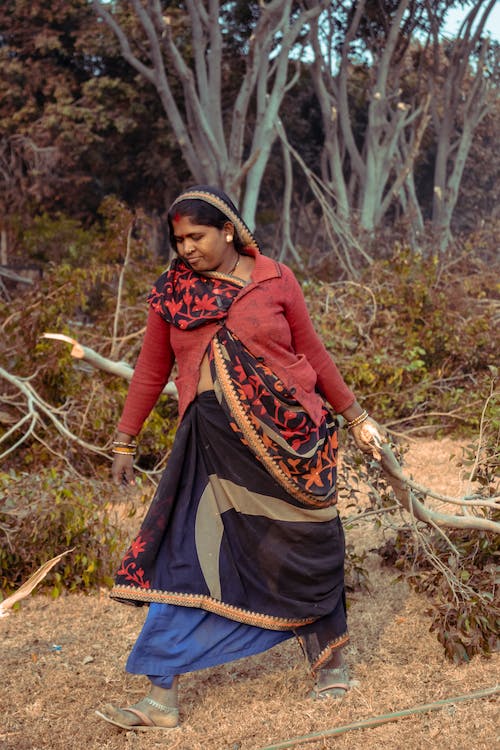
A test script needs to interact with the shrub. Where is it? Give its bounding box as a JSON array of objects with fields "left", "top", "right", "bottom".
[
  {"left": 305, "top": 247, "right": 499, "bottom": 433},
  {"left": 378, "top": 521, "right": 499, "bottom": 663},
  {"left": 377, "top": 396, "right": 499, "bottom": 663},
  {"left": 0, "top": 469, "right": 130, "bottom": 596}
]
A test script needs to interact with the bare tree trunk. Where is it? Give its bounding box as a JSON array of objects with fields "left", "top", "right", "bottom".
[
  {"left": 359, "top": 0, "right": 410, "bottom": 231},
  {"left": 309, "top": 12, "right": 352, "bottom": 223},
  {"left": 308, "top": 0, "right": 431, "bottom": 242},
  {"left": 430, "top": 1, "right": 497, "bottom": 250},
  {"left": 0, "top": 228, "right": 7, "bottom": 266},
  {"left": 276, "top": 120, "right": 302, "bottom": 264},
  {"left": 92, "top": 0, "right": 327, "bottom": 227}
]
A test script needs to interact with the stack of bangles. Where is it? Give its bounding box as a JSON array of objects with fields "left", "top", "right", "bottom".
[
  {"left": 112, "top": 440, "right": 137, "bottom": 456},
  {"left": 345, "top": 410, "right": 369, "bottom": 429}
]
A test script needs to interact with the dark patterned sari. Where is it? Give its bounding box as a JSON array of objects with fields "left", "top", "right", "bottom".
[{"left": 111, "top": 259, "right": 348, "bottom": 675}]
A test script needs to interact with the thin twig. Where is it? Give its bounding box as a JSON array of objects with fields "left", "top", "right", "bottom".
[
  {"left": 110, "top": 221, "right": 134, "bottom": 358},
  {"left": 465, "top": 384, "right": 497, "bottom": 494},
  {"left": 344, "top": 504, "right": 400, "bottom": 525}
]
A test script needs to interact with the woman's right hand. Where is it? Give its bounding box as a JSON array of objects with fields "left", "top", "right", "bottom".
[
  {"left": 112, "top": 452, "right": 136, "bottom": 485},
  {"left": 111, "top": 432, "right": 137, "bottom": 484},
  {"left": 112, "top": 431, "right": 137, "bottom": 485}
]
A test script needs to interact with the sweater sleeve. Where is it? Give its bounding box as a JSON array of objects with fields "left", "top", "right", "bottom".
[
  {"left": 117, "top": 307, "right": 175, "bottom": 435},
  {"left": 281, "top": 266, "right": 356, "bottom": 414}
]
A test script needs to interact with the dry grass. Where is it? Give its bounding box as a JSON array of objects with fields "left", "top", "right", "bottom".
[{"left": 1, "top": 439, "right": 498, "bottom": 750}]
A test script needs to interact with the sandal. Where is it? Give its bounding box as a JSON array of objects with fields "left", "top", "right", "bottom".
[
  {"left": 309, "top": 665, "right": 351, "bottom": 700},
  {"left": 95, "top": 696, "right": 179, "bottom": 731}
]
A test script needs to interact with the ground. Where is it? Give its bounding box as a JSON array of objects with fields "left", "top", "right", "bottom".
[{"left": 1, "top": 438, "right": 498, "bottom": 750}]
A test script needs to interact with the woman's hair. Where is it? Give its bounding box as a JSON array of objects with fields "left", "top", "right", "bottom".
[{"left": 167, "top": 185, "right": 245, "bottom": 252}]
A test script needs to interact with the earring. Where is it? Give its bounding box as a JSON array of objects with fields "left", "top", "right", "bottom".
[{"left": 226, "top": 234, "right": 233, "bottom": 243}]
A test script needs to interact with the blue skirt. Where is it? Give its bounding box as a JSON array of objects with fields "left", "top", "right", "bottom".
[{"left": 126, "top": 602, "right": 293, "bottom": 688}]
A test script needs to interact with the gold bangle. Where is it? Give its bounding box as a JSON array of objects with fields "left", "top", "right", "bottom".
[
  {"left": 346, "top": 410, "right": 369, "bottom": 429},
  {"left": 112, "top": 447, "right": 136, "bottom": 455}
]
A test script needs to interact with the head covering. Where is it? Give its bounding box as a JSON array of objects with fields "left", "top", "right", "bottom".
[{"left": 169, "top": 185, "right": 261, "bottom": 254}]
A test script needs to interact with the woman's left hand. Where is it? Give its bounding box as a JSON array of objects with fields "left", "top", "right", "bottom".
[{"left": 350, "top": 417, "right": 385, "bottom": 460}]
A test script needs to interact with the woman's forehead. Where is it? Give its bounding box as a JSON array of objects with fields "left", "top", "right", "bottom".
[{"left": 172, "top": 215, "right": 209, "bottom": 233}]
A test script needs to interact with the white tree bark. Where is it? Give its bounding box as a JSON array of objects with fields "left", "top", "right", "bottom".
[
  {"left": 92, "top": 0, "right": 327, "bottom": 227},
  {"left": 307, "top": 1, "right": 497, "bottom": 247},
  {"left": 430, "top": 0, "right": 498, "bottom": 250},
  {"left": 308, "top": 0, "right": 432, "bottom": 240}
]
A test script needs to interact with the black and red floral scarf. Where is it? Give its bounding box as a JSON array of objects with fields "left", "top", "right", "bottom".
[{"left": 148, "top": 258, "right": 338, "bottom": 507}]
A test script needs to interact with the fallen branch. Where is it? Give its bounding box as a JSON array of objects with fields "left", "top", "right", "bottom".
[
  {"left": 3, "top": 335, "right": 497, "bottom": 534},
  {"left": 379, "top": 445, "right": 499, "bottom": 533},
  {"left": 259, "top": 684, "right": 500, "bottom": 749},
  {"left": 0, "top": 549, "right": 74, "bottom": 618},
  {"left": 389, "top": 470, "right": 499, "bottom": 509},
  {"left": 0, "top": 266, "right": 34, "bottom": 285},
  {"left": 42, "top": 333, "right": 178, "bottom": 398},
  {"left": 0, "top": 366, "right": 110, "bottom": 461}
]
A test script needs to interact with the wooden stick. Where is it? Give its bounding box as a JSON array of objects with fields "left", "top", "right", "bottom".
[{"left": 260, "top": 685, "right": 500, "bottom": 749}]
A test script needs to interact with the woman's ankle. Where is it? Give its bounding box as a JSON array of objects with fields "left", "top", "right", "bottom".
[
  {"left": 319, "top": 649, "right": 345, "bottom": 671},
  {"left": 149, "top": 676, "right": 179, "bottom": 708}
]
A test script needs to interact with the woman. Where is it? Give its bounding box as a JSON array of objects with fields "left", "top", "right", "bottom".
[{"left": 96, "top": 186, "right": 384, "bottom": 732}]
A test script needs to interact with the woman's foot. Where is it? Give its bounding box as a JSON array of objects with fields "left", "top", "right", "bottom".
[
  {"left": 310, "top": 649, "right": 353, "bottom": 700},
  {"left": 95, "top": 680, "right": 179, "bottom": 731},
  {"left": 310, "top": 664, "right": 351, "bottom": 700}
]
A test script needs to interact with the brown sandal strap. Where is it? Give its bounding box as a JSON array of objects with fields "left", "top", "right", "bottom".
[
  {"left": 316, "top": 666, "right": 350, "bottom": 691},
  {"left": 123, "top": 707, "right": 155, "bottom": 727}
]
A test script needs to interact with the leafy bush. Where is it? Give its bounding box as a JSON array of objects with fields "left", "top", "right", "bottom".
[
  {"left": 0, "top": 469, "right": 130, "bottom": 596},
  {"left": 305, "top": 247, "right": 499, "bottom": 433},
  {"left": 16, "top": 212, "right": 102, "bottom": 266},
  {"left": 378, "top": 521, "right": 499, "bottom": 663},
  {"left": 0, "top": 199, "right": 172, "bottom": 473},
  {"left": 377, "top": 395, "right": 499, "bottom": 663}
]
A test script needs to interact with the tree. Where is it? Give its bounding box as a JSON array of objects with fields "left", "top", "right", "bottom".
[
  {"left": 428, "top": 0, "right": 499, "bottom": 249},
  {"left": 0, "top": 135, "right": 58, "bottom": 266},
  {"left": 0, "top": 0, "right": 86, "bottom": 260},
  {"left": 0, "top": 0, "right": 183, "bottom": 259},
  {"left": 452, "top": 96, "right": 500, "bottom": 232},
  {"left": 299, "top": 0, "right": 498, "bottom": 261},
  {"left": 91, "top": 0, "right": 329, "bottom": 226}
]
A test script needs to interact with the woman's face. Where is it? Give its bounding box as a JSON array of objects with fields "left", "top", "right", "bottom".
[{"left": 172, "top": 215, "right": 236, "bottom": 273}]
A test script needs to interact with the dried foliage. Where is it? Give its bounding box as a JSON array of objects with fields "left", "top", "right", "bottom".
[
  {"left": 304, "top": 239, "right": 499, "bottom": 434},
  {"left": 0, "top": 199, "right": 176, "bottom": 475},
  {"left": 378, "top": 519, "right": 499, "bottom": 663},
  {"left": 0, "top": 469, "right": 128, "bottom": 596},
  {"left": 377, "top": 398, "right": 499, "bottom": 663}
]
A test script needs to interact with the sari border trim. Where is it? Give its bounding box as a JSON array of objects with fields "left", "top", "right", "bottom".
[
  {"left": 109, "top": 585, "right": 317, "bottom": 630},
  {"left": 295, "top": 632, "right": 351, "bottom": 673},
  {"left": 212, "top": 337, "right": 336, "bottom": 509}
]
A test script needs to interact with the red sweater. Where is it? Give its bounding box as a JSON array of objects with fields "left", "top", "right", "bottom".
[{"left": 118, "top": 250, "right": 355, "bottom": 435}]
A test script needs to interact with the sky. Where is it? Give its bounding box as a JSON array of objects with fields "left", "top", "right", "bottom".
[{"left": 443, "top": 4, "right": 500, "bottom": 40}]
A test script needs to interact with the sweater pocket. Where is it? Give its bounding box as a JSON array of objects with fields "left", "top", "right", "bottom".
[{"left": 281, "top": 354, "right": 318, "bottom": 394}]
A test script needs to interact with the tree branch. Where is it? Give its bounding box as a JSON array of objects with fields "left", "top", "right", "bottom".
[
  {"left": 379, "top": 445, "right": 499, "bottom": 533},
  {"left": 40, "top": 333, "right": 178, "bottom": 398}
]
